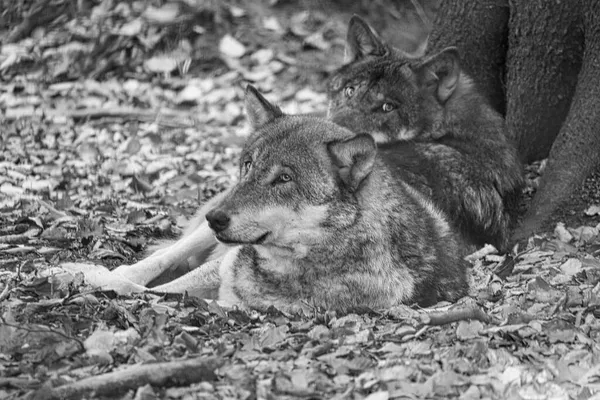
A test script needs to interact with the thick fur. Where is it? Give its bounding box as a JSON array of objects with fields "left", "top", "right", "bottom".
[
  {"left": 326, "top": 16, "right": 524, "bottom": 251},
  {"left": 203, "top": 92, "right": 468, "bottom": 312},
  {"left": 115, "top": 87, "right": 469, "bottom": 314}
]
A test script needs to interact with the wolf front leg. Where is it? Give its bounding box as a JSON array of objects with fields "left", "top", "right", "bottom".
[
  {"left": 112, "top": 190, "right": 231, "bottom": 285},
  {"left": 111, "top": 221, "right": 218, "bottom": 285},
  {"left": 150, "top": 256, "right": 224, "bottom": 299}
]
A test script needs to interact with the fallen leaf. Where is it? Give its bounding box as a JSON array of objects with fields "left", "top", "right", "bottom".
[
  {"left": 364, "top": 391, "right": 389, "bottom": 400},
  {"left": 555, "top": 222, "right": 573, "bottom": 243},
  {"left": 144, "top": 56, "right": 178, "bottom": 74},
  {"left": 456, "top": 320, "right": 483, "bottom": 340},
  {"left": 584, "top": 205, "right": 600, "bottom": 216},
  {"left": 569, "top": 225, "right": 598, "bottom": 243},
  {"left": 219, "top": 34, "right": 246, "bottom": 58},
  {"left": 258, "top": 324, "right": 289, "bottom": 348},
  {"left": 560, "top": 258, "right": 582, "bottom": 276},
  {"left": 117, "top": 18, "right": 143, "bottom": 36},
  {"left": 176, "top": 84, "right": 203, "bottom": 104},
  {"left": 263, "top": 16, "right": 283, "bottom": 32},
  {"left": 143, "top": 4, "right": 181, "bottom": 24}
]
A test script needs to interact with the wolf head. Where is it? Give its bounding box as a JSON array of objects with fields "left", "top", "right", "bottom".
[
  {"left": 328, "top": 15, "right": 467, "bottom": 142},
  {"left": 206, "top": 86, "right": 377, "bottom": 258}
]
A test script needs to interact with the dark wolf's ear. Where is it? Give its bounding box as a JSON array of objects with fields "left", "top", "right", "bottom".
[
  {"left": 345, "top": 15, "right": 388, "bottom": 62},
  {"left": 328, "top": 134, "right": 376, "bottom": 192},
  {"left": 245, "top": 85, "right": 283, "bottom": 129},
  {"left": 413, "top": 47, "right": 460, "bottom": 104}
]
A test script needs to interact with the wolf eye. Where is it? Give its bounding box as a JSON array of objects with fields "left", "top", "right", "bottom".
[
  {"left": 344, "top": 86, "right": 355, "bottom": 98},
  {"left": 274, "top": 173, "right": 292, "bottom": 184},
  {"left": 382, "top": 103, "right": 395, "bottom": 112},
  {"left": 243, "top": 160, "right": 252, "bottom": 174}
]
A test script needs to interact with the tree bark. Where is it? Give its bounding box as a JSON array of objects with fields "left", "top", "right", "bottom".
[
  {"left": 514, "top": 0, "right": 600, "bottom": 238},
  {"left": 428, "top": 0, "right": 600, "bottom": 239},
  {"left": 505, "top": 0, "right": 584, "bottom": 163},
  {"left": 428, "top": 0, "right": 509, "bottom": 114}
]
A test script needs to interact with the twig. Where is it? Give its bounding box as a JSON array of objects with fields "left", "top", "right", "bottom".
[
  {"left": 0, "top": 281, "right": 11, "bottom": 302},
  {"left": 36, "top": 199, "right": 70, "bottom": 220},
  {"left": 44, "top": 356, "right": 223, "bottom": 399},
  {"left": 419, "top": 298, "right": 499, "bottom": 326},
  {"left": 0, "top": 377, "right": 41, "bottom": 389},
  {"left": 68, "top": 107, "right": 193, "bottom": 120},
  {"left": 0, "top": 227, "right": 40, "bottom": 244},
  {"left": 4, "top": 107, "right": 203, "bottom": 129},
  {"left": 65, "top": 108, "right": 201, "bottom": 128},
  {"left": 0, "top": 319, "right": 85, "bottom": 350},
  {"left": 6, "top": 0, "right": 69, "bottom": 43}
]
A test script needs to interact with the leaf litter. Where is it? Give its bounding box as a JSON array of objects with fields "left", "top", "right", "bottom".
[{"left": 1, "top": 1, "right": 600, "bottom": 399}]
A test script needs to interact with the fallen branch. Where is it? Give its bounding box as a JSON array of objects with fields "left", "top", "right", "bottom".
[
  {"left": 0, "top": 377, "right": 41, "bottom": 390},
  {"left": 419, "top": 298, "right": 500, "bottom": 326},
  {"left": 44, "top": 356, "right": 222, "bottom": 399},
  {"left": 0, "top": 227, "right": 40, "bottom": 244},
  {"left": 6, "top": 0, "right": 70, "bottom": 43},
  {"left": 0, "top": 281, "right": 11, "bottom": 302},
  {"left": 4, "top": 107, "right": 203, "bottom": 129},
  {"left": 36, "top": 199, "right": 70, "bottom": 220},
  {"left": 387, "top": 298, "right": 500, "bottom": 327},
  {"left": 66, "top": 107, "right": 200, "bottom": 126}
]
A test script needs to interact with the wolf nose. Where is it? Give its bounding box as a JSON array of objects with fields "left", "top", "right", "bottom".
[{"left": 206, "top": 209, "right": 230, "bottom": 233}]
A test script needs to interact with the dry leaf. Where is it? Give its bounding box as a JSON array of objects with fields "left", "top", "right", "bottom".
[{"left": 219, "top": 34, "right": 246, "bottom": 58}]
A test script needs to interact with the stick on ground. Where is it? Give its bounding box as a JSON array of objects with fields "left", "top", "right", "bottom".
[
  {"left": 419, "top": 298, "right": 500, "bottom": 326},
  {"left": 43, "top": 356, "right": 223, "bottom": 400}
]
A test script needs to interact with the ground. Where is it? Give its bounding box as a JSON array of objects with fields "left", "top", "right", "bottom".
[{"left": 1, "top": 1, "right": 600, "bottom": 399}]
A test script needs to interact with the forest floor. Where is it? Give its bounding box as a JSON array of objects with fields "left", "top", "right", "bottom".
[{"left": 1, "top": 1, "right": 600, "bottom": 399}]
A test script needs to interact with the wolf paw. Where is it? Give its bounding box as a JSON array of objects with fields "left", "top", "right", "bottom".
[{"left": 61, "top": 263, "right": 147, "bottom": 295}]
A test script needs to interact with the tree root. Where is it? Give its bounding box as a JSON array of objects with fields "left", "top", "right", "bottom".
[{"left": 42, "top": 356, "right": 223, "bottom": 400}]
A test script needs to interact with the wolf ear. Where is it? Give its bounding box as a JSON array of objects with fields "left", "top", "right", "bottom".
[
  {"left": 414, "top": 47, "right": 460, "bottom": 104},
  {"left": 328, "top": 134, "right": 377, "bottom": 192},
  {"left": 345, "top": 15, "right": 387, "bottom": 62},
  {"left": 245, "top": 85, "right": 283, "bottom": 129}
]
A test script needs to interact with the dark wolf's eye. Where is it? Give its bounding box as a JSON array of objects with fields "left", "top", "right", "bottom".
[
  {"left": 274, "top": 173, "right": 292, "bottom": 184},
  {"left": 382, "top": 103, "right": 395, "bottom": 112},
  {"left": 243, "top": 160, "right": 252, "bottom": 174},
  {"left": 344, "top": 86, "right": 355, "bottom": 98}
]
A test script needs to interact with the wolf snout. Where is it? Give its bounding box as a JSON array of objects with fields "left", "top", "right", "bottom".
[{"left": 206, "top": 209, "right": 230, "bottom": 233}]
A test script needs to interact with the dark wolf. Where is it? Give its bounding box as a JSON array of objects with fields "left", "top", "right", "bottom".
[{"left": 327, "top": 16, "right": 523, "bottom": 251}]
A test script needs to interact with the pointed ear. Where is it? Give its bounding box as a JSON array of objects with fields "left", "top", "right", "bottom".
[
  {"left": 244, "top": 85, "right": 283, "bottom": 129},
  {"left": 414, "top": 47, "right": 460, "bottom": 103},
  {"left": 328, "top": 134, "right": 377, "bottom": 192},
  {"left": 345, "top": 15, "right": 387, "bottom": 62}
]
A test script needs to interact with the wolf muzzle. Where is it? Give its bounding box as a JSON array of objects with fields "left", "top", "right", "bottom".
[{"left": 206, "top": 209, "right": 230, "bottom": 233}]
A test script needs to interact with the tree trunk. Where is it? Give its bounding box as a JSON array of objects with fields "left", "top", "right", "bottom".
[
  {"left": 514, "top": 0, "right": 600, "bottom": 238},
  {"left": 428, "top": 0, "right": 509, "bottom": 114},
  {"left": 505, "top": 0, "right": 584, "bottom": 163},
  {"left": 427, "top": 0, "right": 600, "bottom": 239}
]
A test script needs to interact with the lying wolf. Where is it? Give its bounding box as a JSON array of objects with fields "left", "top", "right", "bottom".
[
  {"left": 326, "top": 16, "right": 523, "bottom": 251},
  {"left": 71, "top": 86, "right": 468, "bottom": 314}
]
